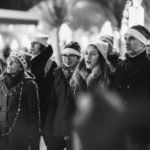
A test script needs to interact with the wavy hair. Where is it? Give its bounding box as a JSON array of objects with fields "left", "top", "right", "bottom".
[{"left": 70, "top": 45, "right": 110, "bottom": 91}]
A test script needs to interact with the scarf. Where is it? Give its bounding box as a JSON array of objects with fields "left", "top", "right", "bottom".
[
  {"left": 4, "top": 71, "right": 24, "bottom": 89},
  {"left": 62, "top": 65, "right": 75, "bottom": 80}
]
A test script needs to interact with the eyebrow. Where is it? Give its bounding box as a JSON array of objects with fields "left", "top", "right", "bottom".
[
  {"left": 89, "top": 51, "right": 98, "bottom": 53},
  {"left": 125, "top": 35, "right": 135, "bottom": 39}
]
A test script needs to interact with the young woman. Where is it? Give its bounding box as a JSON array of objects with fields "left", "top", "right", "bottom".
[{"left": 70, "top": 40, "right": 111, "bottom": 93}]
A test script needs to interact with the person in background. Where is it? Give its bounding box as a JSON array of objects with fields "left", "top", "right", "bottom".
[
  {"left": 0, "top": 58, "right": 7, "bottom": 77},
  {"left": 73, "top": 88, "right": 127, "bottom": 150},
  {"left": 113, "top": 25, "right": 150, "bottom": 150},
  {"left": 70, "top": 40, "right": 111, "bottom": 94},
  {"left": 99, "top": 35, "right": 121, "bottom": 72},
  {"left": 0, "top": 46, "right": 11, "bottom": 77},
  {"left": 0, "top": 51, "right": 40, "bottom": 150},
  {"left": 30, "top": 34, "right": 57, "bottom": 131},
  {"left": 44, "top": 41, "right": 81, "bottom": 150}
]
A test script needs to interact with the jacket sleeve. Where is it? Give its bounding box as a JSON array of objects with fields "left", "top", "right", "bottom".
[
  {"left": 43, "top": 81, "right": 57, "bottom": 138},
  {"left": 24, "top": 79, "right": 41, "bottom": 136},
  {"left": 24, "top": 79, "right": 41, "bottom": 150}
]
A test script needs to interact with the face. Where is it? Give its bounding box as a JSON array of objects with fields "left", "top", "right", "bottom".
[
  {"left": 62, "top": 53, "right": 79, "bottom": 68},
  {"left": 84, "top": 45, "right": 99, "bottom": 69},
  {"left": 30, "top": 41, "right": 41, "bottom": 55},
  {"left": 7, "top": 56, "right": 23, "bottom": 75},
  {"left": 124, "top": 34, "right": 145, "bottom": 56}
]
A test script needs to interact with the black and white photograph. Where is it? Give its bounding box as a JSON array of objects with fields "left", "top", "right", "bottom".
[{"left": 0, "top": 0, "right": 150, "bottom": 150}]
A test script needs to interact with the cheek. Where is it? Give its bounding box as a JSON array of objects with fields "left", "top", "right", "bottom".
[
  {"left": 62, "top": 58, "right": 65, "bottom": 63},
  {"left": 84, "top": 54, "right": 88, "bottom": 60},
  {"left": 91, "top": 56, "right": 99, "bottom": 65},
  {"left": 131, "top": 41, "right": 139, "bottom": 49},
  {"left": 13, "top": 64, "right": 21, "bottom": 71},
  {"left": 35, "top": 46, "right": 39, "bottom": 51},
  {"left": 70, "top": 59, "right": 77, "bottom": 66},
  {"left": 33, "top": 45, "right": 40, "bottom": 52}
]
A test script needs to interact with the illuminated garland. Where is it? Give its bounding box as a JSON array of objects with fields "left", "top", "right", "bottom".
[{"left": 0, "top": 80, "right": 23, "bottom": 136}]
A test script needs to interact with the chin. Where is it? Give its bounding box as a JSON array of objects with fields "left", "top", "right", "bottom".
[
  {"left": 64, "top": 64, "right": 70, "bottom": 68},
  {"left": 64, "top": 63, "right": 71, "bottom": 67},
  {"left": 6, "top": 69, "right": 11, "bottom": 74},
  {"left": 86, "top": 65, "right": 92, "bottom": 70}
]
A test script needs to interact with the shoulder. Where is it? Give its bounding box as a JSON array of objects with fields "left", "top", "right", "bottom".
[
  {"left": 53, "top": 67, "right": 63, "bottom": 77},
  {"left": 23, "top": 72, "right": 38, "bottom": 90},
  {"left": 23, "top": 79, "right": 38, "bottom": 91},
  {"left": 116, "top": 59, "right": 126, "bottom": 68}
]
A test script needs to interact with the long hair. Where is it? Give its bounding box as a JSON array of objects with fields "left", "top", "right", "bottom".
[{"left": 70, "top": 45, "right": 110, "bottom": 90}]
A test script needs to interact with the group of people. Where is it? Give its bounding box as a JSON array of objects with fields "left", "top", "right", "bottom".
[{"left": 0, "top": 24, "right": 150, "bottom": 150}]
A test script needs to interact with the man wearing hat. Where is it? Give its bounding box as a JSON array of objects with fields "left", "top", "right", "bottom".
[
  {"left": 0, "top": 51, "right": 40, "bottom": 150},
  {"left": 113, "top": 25, "right": 150, "bottom": 150},
  {"left": 44, "top": 41, "right": 81, "bottom": 150}
]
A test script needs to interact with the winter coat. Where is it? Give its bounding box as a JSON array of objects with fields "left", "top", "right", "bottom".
[
  {"left": 44, "top": 67, "right": 75, "bottom": 138},
  {"left": 30, "top": 45, "right": 55, "bottom": 128},
  {"left": 112, "top": 51, "right": 150, "bottom": 143},
  {"left": 0, "top": 71, "right": 40, "bottom": 150}
]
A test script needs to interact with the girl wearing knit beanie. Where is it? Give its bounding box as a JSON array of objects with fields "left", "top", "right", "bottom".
[{"left": 70, "top": 40, "right": 111, "bottom": 93}]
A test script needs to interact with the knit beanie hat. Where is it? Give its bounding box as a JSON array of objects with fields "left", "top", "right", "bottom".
[
  {"left": 31, "top": 33, "right": 49, "bottom": 47},
  {"left": 62, "top": 41, "right": 81, "bottom": 56},
  {"left": 89, "top": 40, "right": 110, "bottom": 65},
  {"left": 125, "top": 25, "right": 150, "bottom": 46},
  {"left": 99, "top": 35, "right": 114, "bottom": 48},
  {"left": 10, "top": 51, "right": 32, "bottom": 70}
]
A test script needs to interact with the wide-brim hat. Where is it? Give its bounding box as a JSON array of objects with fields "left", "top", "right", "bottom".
[{"left": 31, "top": 33, "right": 49, "bottom": 47}]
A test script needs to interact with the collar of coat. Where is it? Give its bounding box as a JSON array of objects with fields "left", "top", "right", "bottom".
[
  {"left": 125, "top": 51, "right": 147, "bottom": 63},
  {"left": 1, "top": 71, "right": 35, "bottom": 89},
  {"left": 115, "top": 51, "right": 150, "bottom": 85}
]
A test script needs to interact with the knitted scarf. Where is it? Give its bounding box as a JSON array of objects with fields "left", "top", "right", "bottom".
[{"left": 62, "top": 65, "right": 75, "bottom": 80}]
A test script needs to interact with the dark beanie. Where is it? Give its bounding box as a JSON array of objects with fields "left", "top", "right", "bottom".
[
  {"left": 62, "top": 41, "right": 81, "bottom": 56},
  {"left": 131, "top": 25, "right": 150, "bottom": 40},
  {"left": 125, "top": 25, "right": 150, "bottom": 46}
]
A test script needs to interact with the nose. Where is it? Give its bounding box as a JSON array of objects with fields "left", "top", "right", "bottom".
[
  {"left": 87, "top": 53, "right": 91, "bottom": 59},
  {"left": 65, "top": 56, "right": 71, "bottom": 61},
  {"left": 7, "top": 60, "right": 13, "bottom": 67},
  {"left": 125, "top": 37, "right": 130, "bottom": 45}
]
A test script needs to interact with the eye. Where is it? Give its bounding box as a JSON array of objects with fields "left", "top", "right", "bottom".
[{"left": 91, "top": 52, "right": 97, "bottom": 55}]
